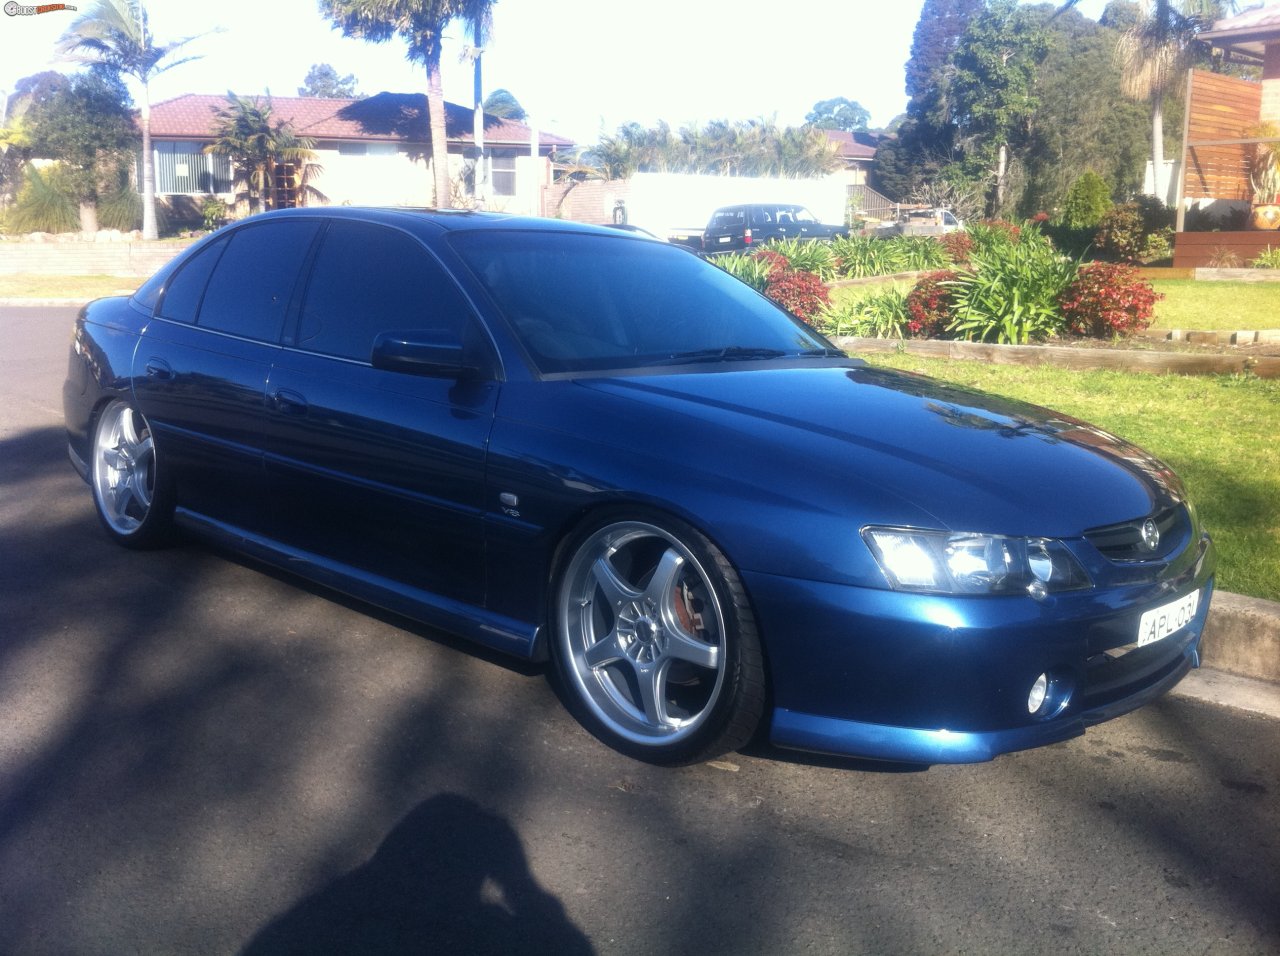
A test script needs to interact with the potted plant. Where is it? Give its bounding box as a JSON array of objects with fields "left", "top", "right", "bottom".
[{"left": 1249, "top": 122, "right": 1280, "bottom": 231}]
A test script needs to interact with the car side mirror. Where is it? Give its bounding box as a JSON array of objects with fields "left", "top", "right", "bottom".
[{"left": 371, "top": 329, "right": 479, "bottom": 378}]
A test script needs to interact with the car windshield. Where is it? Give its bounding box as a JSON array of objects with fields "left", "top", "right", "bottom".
[{"left": 450, "top": 230, "right": 832, "bottom": 374}]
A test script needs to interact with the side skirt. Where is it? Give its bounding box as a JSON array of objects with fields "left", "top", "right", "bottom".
[{"left": 175, "top": 508, "right": 542, "bottom": 661}]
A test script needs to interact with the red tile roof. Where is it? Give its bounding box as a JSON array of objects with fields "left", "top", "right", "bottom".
[
  {"left": 148, "top": 93, "right": 574, "bottom": 148},
  {"left": 823, "top": 129, "right": 877, "bottom": 162}
]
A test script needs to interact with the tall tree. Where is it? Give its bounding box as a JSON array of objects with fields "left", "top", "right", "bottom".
[
  {"left": 319, "top": 0, "right": 495, "bottom": 207},
  {"left": 949, "top": 0, "right": 1049, "bottom": 214},
  {"left": 57, "top": 0, "right": 208, "bottom": 240},
  {"left": 26, "top": 70, "right": 137, "bottom": 232},
  {"left": 1, "top": 72, "right": 70, "bottom": 210},
  {"left": 905, "top": 0, "right": 986, "bottom": 127},
  {"left": 875, "top": 0, "right": 984, "bottom": 202},
  {"left": 1017, "top": 4, "right": 1150, "bottom": 215},
  {"left": 204, "top": 94, "right": 322, "bottom": 215},
  {"left": 1060, "top": 0, "right": 1226, "bottom": 204},
  {"left": 483, "top": 88, "right": 527, "bottom": 121},
  {"left": 298, "top": 63, "right": 360, "bottom": 98},
  {"left": 805, "top": 97, "right": 871, "bottom": 132}
]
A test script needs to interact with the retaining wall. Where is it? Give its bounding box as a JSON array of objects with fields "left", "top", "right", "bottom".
[{"left": 0, "top": 239, "right": 194, "bottom": 276}]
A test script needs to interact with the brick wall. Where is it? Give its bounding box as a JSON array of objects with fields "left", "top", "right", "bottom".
[{"left": 0, "top": 240, "right": 194, "bottom": 276}]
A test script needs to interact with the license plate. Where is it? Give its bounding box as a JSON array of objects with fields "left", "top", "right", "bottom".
[
  {"left": 718, "top": 236, "right": 731, "bottom": 243},
  {"left": 1137, "top": 590, "right": 1199, "bottom": 647}
]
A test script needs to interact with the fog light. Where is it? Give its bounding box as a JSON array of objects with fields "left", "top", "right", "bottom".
[{"left": 1028, "top": 673, "right": 1049, "bottom": 714}]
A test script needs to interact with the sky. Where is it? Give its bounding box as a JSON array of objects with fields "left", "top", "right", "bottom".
[{"left": 2, "top": 0, "right": 1111, "bottom": 147}]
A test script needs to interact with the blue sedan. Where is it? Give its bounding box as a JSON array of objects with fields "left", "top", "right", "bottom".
[{"left": 63, "top": 208, "right": 1215, "bottom": 765}]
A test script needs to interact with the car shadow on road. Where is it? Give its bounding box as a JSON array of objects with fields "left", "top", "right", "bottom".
[{"left": 241, "top": 793, "right": 594, "bottom": 956}]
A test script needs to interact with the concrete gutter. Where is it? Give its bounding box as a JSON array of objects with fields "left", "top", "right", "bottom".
[{"left": 1202, "top": 592, "right": 1280, "bottom": 684}]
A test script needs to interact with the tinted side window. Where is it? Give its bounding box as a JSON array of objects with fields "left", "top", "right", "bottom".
[
  {"left": 197, "top": 220, "right": 320, "bottom": 341},
  {"left": 297, "top": 221, "right": 471, "bottom": 362},
  {"left": 154, "top": 236, "right": 228, "bottom": 323}
]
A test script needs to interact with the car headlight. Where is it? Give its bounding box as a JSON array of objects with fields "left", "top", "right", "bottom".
[{"left": 862, "top": 527, "right": 1091, "bottom": 596}]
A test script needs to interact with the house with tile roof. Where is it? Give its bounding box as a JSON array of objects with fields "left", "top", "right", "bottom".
[{"left": 147, "top": 92, "right": 574, "bottom": 218}]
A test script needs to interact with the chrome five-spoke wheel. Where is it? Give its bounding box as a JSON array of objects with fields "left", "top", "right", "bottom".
[
  {"left": 554, "top": 517, "right": 764, "bottom": 763},
  {"left": 91, "top": 399, "right": 172, "bottom": 547}
]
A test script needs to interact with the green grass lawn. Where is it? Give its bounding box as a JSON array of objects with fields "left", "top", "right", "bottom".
[
  {"left": 859, "top": 353, "right": 1280, "bottom": 604},
  {"left": 0, "top": 274, "right": 142, "bottom": 299},
  {"left": 1149, "top": 279, "right": 1280, "bottom": 331}
]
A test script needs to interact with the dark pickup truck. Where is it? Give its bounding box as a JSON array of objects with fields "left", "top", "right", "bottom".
[{"left": 702, "top": 203, "right": 847, "bottom": 252}]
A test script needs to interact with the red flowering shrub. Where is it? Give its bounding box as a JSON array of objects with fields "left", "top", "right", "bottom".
[
  {"left": 765, "top": 269, "right": 831, "bottom": 324},
  {"left": 1031, "top": 211, "right": 1050, "bottom": 224},
  {"left": 939, "top": 231, "right": 973, "bottom": 266},
  {"left": 904, "top": 270, "right": 958, "bottom": 338},
  {"left": 751, "top": 248, "right": 791, "bottom": 275},
  {"left": 1058, "top": 263, "right": 1162, "bottom": 338},
  {"left": 983, "top": 219, "right": 1023, "bottom": 243}
]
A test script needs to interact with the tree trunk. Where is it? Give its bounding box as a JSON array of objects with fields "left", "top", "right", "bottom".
[
  {"left": 1151, "top": 97, "right": 1165, "bottom": 206},
  {"left": 79, "top": 201, "right": 98, "bottom": 234},
  {"left": 994, "top": 142, "right": 1009, "bottom": 216},
  {"left": 140, "top": 84, "right": 158, "bottom": 240},
  {"left": 426, "top": 55, "right": 452, "bottom": 208},
  {"left": 472, "top": 19, "right": 486, "bottom": 208}
]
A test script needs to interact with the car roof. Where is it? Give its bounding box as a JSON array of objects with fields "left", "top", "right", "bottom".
[{"left": 228, "top": 206, "right": 632, "bottom": 241}]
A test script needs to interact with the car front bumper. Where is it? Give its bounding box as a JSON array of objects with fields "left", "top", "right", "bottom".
[{"left": 745, "top": 534, "right": 1215, "bottom": 764}]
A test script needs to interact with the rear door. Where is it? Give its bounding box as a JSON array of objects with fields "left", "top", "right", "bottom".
[
  {"left": 133, "top": 218, "right": 320, "bottom": 529},
  {"left": 263, "top": 219, "right": 498, "bottom": 606},
  {"left": 704, "top": 206, "right": 747, "bottom": 250}
]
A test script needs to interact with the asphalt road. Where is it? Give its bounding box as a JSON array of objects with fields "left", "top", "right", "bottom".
[{"left": 2, "top": 305, "right": 1278, "bottom": 955}]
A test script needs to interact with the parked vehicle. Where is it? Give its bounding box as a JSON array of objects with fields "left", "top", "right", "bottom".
[
  {"left": 701, "top": 203, "right": 847, "bottom": 252},
  {"left": 874, "top": 207, "right": 965, "bottom": 237},
  {"left": 65, "top": 208, "right": 1214, "bottom": 766}
]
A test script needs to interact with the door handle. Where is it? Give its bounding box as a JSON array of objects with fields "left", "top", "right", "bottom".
[
  {"left": 272, "top": 389, "right": 308, "bottom": 415},
  {"left": 144, "top": 358, "right": 173, "bottom": 380}
]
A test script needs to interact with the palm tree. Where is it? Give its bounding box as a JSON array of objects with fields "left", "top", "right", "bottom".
[
  {"left": 320, "top": 0, "right": 495, "bottom": 207},
  {"left": 57, "top": 0, "right": 208, "bottom": 239},
  {"left": 204, "top": 94, "right": 323, "bottom": 215},
  {"left": 1057, "top": 0, "right": 1228, "bottom": 204}
]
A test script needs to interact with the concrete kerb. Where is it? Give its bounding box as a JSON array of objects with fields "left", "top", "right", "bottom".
[{"left": 9, "top": 297, "right": 1279, "bottom": 692}]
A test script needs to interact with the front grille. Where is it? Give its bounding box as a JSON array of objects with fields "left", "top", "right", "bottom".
[{"left": 1084, "top": 505, "right": 1187, "bottom": 562}]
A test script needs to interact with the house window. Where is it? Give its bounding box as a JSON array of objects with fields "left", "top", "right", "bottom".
[
  {"left": 273, "top": 162, "right": 298, "bottom": 209},
  {"left": 491, "top": 151, "right": 516, "bottom": 197},
  {"left": 152, "top": 142, "right": 232, "bottom": 195},
  {"left": 337, "top": 142, "right": 367, "bottom": 156}
]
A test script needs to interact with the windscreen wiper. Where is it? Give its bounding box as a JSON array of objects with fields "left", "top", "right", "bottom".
[{"left": 649, "top": 346, "right": 791, "bottom": 366}]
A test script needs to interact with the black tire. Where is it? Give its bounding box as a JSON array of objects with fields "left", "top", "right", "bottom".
[
  {"left": 551, "top": 511, "right": 766, "bottom": 764},
  {"left": 89, "top": 398, "right": 175, "bottom": 549}
]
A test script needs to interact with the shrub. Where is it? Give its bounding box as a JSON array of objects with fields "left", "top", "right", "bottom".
[
  {"left": 904, "top": 270, "right": 958, "bottom": 338},
  {"left": 7, "top": 164, "right": 78, "bottom": 234},
  {"left": 964, "top": 220, "right": 1025, "bottom": 262},
  {"left": 830, "top": 234, "right": 907, "bottom": 278},
  {"left": 765, "top": 238, "right": 836, "bottom": 279},
  {"left": 714, "top": 252, "right": 775, "bottom": 292},
  {"left": 818, "top": 286, "right": 912, "bottom": 338},
  {"left": 1061, "top": 171, "right": 1113, "bottom": 229},
  {"left": 939, "top": 230, "right": 974, "bottom": 266},
  {"left": 201, "top": 196, "right": 229, "bottom": 231},
  {"left": 1058, "top": 263, "right": 1161, "bottom": 339},
  {"left": 1094, "top": 202, "right": 1144, "bottom": 262},
  {"left": 765, "top": 268, "right": 830, "bottom": 324},
  {"left": 947, "top": 231, "right": 1077, "bottom": 344},
  {"left": 1251, "top": 246, "right": 1280, "bottom": 269},
  {"left": 1095, "top": 198, "right": 1174, "bottom": 262},
  {"left": 1207, "top": 246, "right": 1242, "bottom": 268},
  {"left": 899, "top": 235, "right": 950, "bottom": 271}
]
